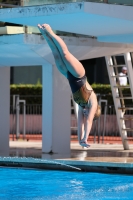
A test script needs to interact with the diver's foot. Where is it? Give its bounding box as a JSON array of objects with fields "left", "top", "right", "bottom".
[
  {"left": 41, "top": 24, "right": 54, "bottom": 35},
  {"left": 37, "top": 24, "right": 47, "bottom": 35}
]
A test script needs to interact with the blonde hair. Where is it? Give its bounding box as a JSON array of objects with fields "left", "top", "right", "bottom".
[{"left": 93, "top": 105, "right": 101, "bottom": 121}]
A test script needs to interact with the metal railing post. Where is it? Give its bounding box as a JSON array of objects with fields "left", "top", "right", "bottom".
[
  {"left": 16, "top": 95, "right": 20, "bottom": 139},
  {"left": 97, "top": 94, "right": 101, "bottom": 143},
  {"left": 12, "top": 95, "right": 26, "bottom": 140},
  {"left": 97, "top": 94, "right": 108, "bottom": 143},
  {"left": 13, "top": 95, "right": 19, "bottom": 140},
  {"left": 100, "top": 100, "right": 108, "bottom": 143},
  {"left": 19, "top": 100, "right": 26, "bottom": 139}
]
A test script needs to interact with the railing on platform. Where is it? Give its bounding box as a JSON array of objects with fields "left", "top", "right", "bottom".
[
  {"left": 10, "top": 104, "right": 42, "bottom": 141},
  {"left": 10, "top": 97, "right": 133, "bottom": 143}
]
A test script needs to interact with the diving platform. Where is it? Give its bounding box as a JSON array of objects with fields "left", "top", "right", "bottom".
[{"left": 0, "top": 1, "right": 133, "bottom": 155}]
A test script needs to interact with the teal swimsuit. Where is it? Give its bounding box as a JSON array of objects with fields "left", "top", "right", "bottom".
[{"left": 67, "top": 71, "right": 93, "bottom": 108}]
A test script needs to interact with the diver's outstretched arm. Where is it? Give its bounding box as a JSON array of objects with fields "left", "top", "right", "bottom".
[
  {"left": 82, "top": 103, "right": 97, "bottom": 144},
  {"left": 78, "top": 107, "right": 91, "bottom": 148},
  {"left": 77, "top": 106, "right": 84, "bottom": 143}
]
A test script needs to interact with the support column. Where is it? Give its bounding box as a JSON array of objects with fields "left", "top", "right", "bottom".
[
  {"left": 0, "top": 67, "right": 10, "bottom": 156},
  {"left": 42, "top": 63, "right": 71, "bottom": 154}
]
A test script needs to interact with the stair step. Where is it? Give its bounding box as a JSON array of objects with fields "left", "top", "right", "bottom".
[
  {"left": 116, "top": 97, "right": 132, "bottom": 99},
  {"left": 109, "top": 65, "right": 126, "bottom": 68},
  {"left": 122, "top": 128, "right": 133, "bottom": 132},
  {"left": 111, "top": 75, "right": 128, "bottom": 78},
  {"left": 114, "top": 86, "right": 130, "bottom": 88},
  {"left": 121, "top": 117, "right": 133, "bottom": 121},
  {"left": 118, "top": 107, "right": 133, "bottom": 110}
]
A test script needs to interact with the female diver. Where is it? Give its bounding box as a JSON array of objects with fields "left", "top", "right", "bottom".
[{"left": 38, "top": 24, "right": 101, "bottom": 148}]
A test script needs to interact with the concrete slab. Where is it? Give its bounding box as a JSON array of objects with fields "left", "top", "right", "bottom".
[
  {"left": 1, "top": 34, "right": 133, "bottom": 67},
  {"left": 1, "top": 2, "right": 133, "bottom": 43},
  {"left": 6, "top": 141, "right": 133, "bottom": 174}
]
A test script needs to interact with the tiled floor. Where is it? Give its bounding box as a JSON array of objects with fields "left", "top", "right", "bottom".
[
  {"left": 9, "top": 141, "right": 133, "bottom": 163},
  {"left": 0, "top": 141, "right": 128, "bottom": 173}
]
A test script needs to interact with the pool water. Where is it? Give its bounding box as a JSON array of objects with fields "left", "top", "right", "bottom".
[{"left": 0, "top": 167, "right": 133, "bottom": 200}]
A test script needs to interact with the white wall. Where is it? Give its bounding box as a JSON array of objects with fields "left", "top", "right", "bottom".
[{"left": 0, "top": 67, "right": 10, "bottom": 156}]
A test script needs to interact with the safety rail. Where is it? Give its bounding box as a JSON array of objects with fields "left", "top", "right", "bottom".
[{"left": 10, "top": 102, "right": 133, "bottom": 143}]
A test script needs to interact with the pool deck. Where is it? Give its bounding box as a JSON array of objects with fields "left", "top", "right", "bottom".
[{"left": 4, "top": 141, "right": 133, "bottom": 174}]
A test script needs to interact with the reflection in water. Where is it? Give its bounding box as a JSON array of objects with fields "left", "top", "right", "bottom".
[{"left": 72, "top": 151, "right": 87, "bottom": 160}]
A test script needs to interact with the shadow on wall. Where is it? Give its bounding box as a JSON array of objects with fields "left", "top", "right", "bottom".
[{"left": 81, "top": 57, "right": 109, "bottom": 84}]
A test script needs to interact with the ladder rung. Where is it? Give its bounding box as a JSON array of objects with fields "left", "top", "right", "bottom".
[
  {"left": 114, "top": 86, "right": 130, "bottom": 88},
  {"left": 116, "top": 97, "right": 133, "bottom": 99},
  {"left": 111, "top": 75, "right": 128, "bottom": 78},
  {"left": 122, "top": 128, "right": 133, "bottom": 132},
  {"left": 121, "top": 117, "right": 133, "bottom": 120},
  {"left": 118, "top": 107, "right": 133, "bottom": 110},
  {"left": 109, "top": 65, "right": 126, "bottom": 68}
]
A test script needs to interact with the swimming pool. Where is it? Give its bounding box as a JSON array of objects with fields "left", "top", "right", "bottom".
[{"left": 0, "top": 167, "right": 133, "bottom": 200}]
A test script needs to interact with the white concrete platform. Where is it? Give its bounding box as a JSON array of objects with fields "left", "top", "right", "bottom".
[
  {"left": 1, "top": 2, "right": 133, "bottom": 43},
  {"left": 2, "top": 140, "right": 132, "bottom": 174},
  {"left": 1, "top": 34, "right": 133, "bottom": 68}
]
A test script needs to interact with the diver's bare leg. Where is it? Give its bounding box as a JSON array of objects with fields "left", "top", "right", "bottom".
[
  {"left": 40, "top": 24, "right": 85, "bottom": 78},
  {"left": 38, "top": 25, "right": 68, "bottom": 77}
]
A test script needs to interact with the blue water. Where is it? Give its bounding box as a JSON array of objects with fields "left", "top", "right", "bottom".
[{"left": 0, "top": 167, "right": 133, "bottom": 200}]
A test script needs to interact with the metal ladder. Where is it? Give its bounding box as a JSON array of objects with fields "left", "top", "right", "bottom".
[{"left": 105, "top": 53, "right": 133, "bottom": 150}]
